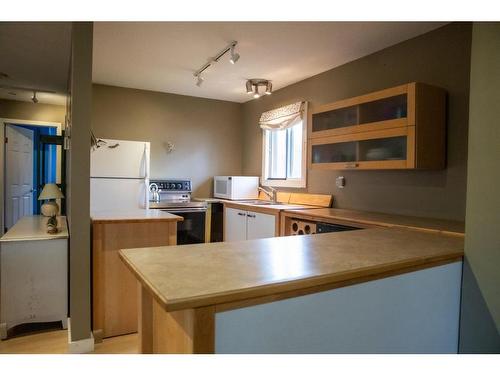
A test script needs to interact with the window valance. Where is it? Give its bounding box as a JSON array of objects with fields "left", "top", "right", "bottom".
[{"left": 259, "top": 101, "right": 305, "bottom": 131}]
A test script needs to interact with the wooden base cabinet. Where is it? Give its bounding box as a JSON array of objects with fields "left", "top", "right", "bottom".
[
  {"left": 92, "top": 219, "right": 177, "bottom": 338},
  {"left": 308, "top": 82, "right": 446, "bottom": 170}
]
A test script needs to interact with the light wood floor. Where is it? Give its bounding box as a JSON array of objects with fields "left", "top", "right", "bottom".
[{"left": 0, "top": 330, "right": 138, "bottom": 354}]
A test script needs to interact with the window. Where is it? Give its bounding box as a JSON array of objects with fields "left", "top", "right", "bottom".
[{"left": 261, "top": 102, "right": 307, "bottom": 188}]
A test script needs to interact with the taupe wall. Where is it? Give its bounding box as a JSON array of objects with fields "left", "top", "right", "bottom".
[
  {"left": 242, "top": 23, "right": 472, "bottom": 221},
  {"left": 459, "top": 22, "right": 500, "bottom": 353},
  {"left": 66, "top": 22, "right": 93, "bottom": 343},
  {"left": 91, "top": 84, "right": 243, "bottom": 197},
  {"left": 0, "top": 99, "right": 66, "bottom": 125}
]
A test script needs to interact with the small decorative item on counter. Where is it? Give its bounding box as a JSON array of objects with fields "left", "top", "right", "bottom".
[{"left": 46, "top": 215, "right": 59, "bottom": 234}]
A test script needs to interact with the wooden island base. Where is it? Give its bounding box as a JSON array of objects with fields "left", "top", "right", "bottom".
[{"left": 138, "top": 285, "right": 215, "bottom": 354}]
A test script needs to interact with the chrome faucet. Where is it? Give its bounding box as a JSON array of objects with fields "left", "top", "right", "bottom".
[{"left": 258, "top": 186, "right": 277, "bottom": 203}]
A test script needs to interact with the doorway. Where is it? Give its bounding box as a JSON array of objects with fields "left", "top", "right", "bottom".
[{"left": 1, "top": 119, "right": 64, "bottom": 233}]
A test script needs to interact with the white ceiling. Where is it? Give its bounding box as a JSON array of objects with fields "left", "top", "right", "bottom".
[
  {"left": 93, "top": 22, "right": 446, "bottom": 103},
  {"left": 0, "top": 22, "right": 71, "bottom": 105}
]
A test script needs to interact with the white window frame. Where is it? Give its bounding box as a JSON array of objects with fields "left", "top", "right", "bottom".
[{"left": 261, "top": 103, "right": 308, "bottom": 188}]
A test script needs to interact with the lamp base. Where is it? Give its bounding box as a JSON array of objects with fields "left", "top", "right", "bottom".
[{"left": 41, "top": 201, "right": 59, "bottom": 217}]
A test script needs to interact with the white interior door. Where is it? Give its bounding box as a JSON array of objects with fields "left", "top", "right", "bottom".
[{"left": 5, "top": 125, "right": 34, "bottom": 230}]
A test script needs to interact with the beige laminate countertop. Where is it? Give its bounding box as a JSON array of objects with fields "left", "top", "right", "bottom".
[
  {"left": 0, "top": 216, "right": 68, "bottom": 242},
  {"left": 91, "top": 209, "right": 183, "bottom": 224},
  {"left": 196, "top": 197, "right": 314, "bottom": 214},
  {"left": 119, "top": 227, "right": 464, "bottom": 312},
  {"left": 282, "top": 208, "right": 465, "bottom": 235}
]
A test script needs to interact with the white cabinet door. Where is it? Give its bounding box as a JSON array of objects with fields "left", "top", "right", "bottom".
[
  {"left": 246, "top": 211, "right": 276, "bottom": 240},
  {"left": 225, "top": 207, "right": 248, "bottom": 242}
]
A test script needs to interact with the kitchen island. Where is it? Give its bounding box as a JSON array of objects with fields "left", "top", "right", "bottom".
[
  {"left": 119, "top": 226, "right": 464, "bottom": 354},
  {"left": 91, "top": 209, "right": 182, "bottom": 338}
]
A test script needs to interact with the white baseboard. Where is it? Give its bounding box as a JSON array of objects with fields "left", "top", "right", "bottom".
[{"left": 67, "top": 318, "right": 94, "bottom": 354}]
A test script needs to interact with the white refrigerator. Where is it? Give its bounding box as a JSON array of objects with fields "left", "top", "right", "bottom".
[{"left": 90, "top": 138, "right": 150, "bottom": 212}]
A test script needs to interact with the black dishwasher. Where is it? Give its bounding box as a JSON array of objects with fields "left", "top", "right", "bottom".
[{"left": 316, "top": 222, "right": 361, "bottom": 233}]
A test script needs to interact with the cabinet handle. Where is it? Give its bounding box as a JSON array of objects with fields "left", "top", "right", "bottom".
[
  {"left": 345, "top": 162, "right": 358, "bottom": 168},
  {"left": 247, "top": 214, "right": 256, "bottom": 218},
  {"left": 237, "top": 212, "right": 246, "bottom": 216}
]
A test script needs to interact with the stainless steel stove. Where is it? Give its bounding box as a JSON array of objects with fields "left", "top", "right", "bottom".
[{"left": 149, "top": 179, "right": 207, "bottom": 244}]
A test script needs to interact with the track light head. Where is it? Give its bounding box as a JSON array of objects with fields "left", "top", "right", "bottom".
[
  {"left": 265, "top": 81, "right": 273, "bottom": 95},
  {"left": 229, "top": 45, "right": 240, "bottom": 64},
  {"left": 253, "top": 86, "right": 260, "bottom": 99},
  {"left": 196, "top": 75, "right": 204, "bottom": 87},
  {"left": 31, "top": 91, "right": 39, "bottom": 104},
  {"left": 246, "top": 80, "right": 253, "bottom": 94}
]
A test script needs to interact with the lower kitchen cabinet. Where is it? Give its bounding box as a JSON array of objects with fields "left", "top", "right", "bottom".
[
  {"left": 247, "top": 211, "right": 276, "bottom": 240},
  {"left": 224, "top": 207, "right": 277, "bottom": 241},
  {"left": 225, "top": 207, "right": 248, "bottom": 241},
  {"left": 0, "top": 216, "right": 68, "bottom": 340}
]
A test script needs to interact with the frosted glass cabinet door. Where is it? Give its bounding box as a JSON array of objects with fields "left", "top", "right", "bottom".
[{"left": 224, "top": 207, "right": 247, "bottom": 242}]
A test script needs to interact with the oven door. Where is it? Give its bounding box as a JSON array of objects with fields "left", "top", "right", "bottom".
[{"left": 162, "top": 208, "right": 206, "bottom": 245}]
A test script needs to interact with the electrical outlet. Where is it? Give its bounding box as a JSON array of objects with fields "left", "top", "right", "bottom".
[{"left": 336, "top": 176, "right": 345, "bottom": 189}]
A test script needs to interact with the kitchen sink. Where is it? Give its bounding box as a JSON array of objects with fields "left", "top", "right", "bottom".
[{"left": 239, "top": 200, "right": 282, "bottom": 205}]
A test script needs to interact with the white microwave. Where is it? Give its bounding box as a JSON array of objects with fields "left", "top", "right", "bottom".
[{"left": 213, "top": 176, "right": 259, "bottom": 200}]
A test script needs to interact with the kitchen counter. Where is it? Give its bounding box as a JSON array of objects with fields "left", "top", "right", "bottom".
[
  {"left": 196, "top": 197, "right": 312, "bottom": 213},
  {"left": 120, "top": 227, "right": 464, "bottom": 353},
  {"left": 90, "top": 209, "right": 183, "bottom": 224},
  {"left": 281, "top": 208, "right": 465, "bottom": 235},
  {"left": 223, "top": 200, "right": 313, "bottom": 214},
  {"left": 120, "top": 227, "right": 463, "bottom": 312},
  {"left": 0, "top": 216, "right": 68, "bottom": 242}
]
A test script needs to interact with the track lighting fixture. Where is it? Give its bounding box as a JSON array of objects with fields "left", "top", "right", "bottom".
[
  {"left": 246, "top": 79, "right": 272, "bottom": 99},
  {"left": 195, "top": 75, "right": 204, "bottom": 87},
  {"left": 253, "top": 86, "right": 260, "bottom": 99},
  {"left": 193, "top": 41, "right": 239, "bottom": 87},
  {"left": 246, "top": 80, "right": 253, "bottom": 94},
  {"left": 265, "top": 81, "right": 273, "bottom": 95},
  {"left": 0, "top": 84, "right": 55, "bottom": 103},
  {"left": 229, "top": 45, "right": 240, "bottom": 64}
]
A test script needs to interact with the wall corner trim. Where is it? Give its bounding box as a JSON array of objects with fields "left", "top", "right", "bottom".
[{"left": 67, "top": 318, "right": 95, "bottom": 354}]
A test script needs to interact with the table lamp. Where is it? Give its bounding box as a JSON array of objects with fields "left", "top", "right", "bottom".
[{"left": 38, "top": 183, "right": 64, "bottom": 217}]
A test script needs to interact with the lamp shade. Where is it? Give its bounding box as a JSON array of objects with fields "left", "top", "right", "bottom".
[{"left": 38, "top": 183, "right": 64, "bottom": 200}]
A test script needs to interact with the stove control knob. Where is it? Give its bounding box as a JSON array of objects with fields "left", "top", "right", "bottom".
[{"left": 176, "top": 183, "right": 182, "bottom": 190}]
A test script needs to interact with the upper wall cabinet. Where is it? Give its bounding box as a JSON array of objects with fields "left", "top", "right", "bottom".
[{"left": 308, "top": 83, "right": 446, "bottom": 170}]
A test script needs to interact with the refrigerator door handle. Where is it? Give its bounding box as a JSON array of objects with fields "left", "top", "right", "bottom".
[{"left": 143, "top": 142, "right": 150, "bottom": 179}]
